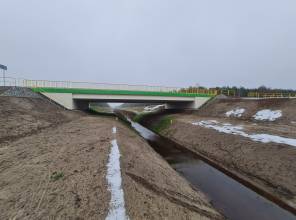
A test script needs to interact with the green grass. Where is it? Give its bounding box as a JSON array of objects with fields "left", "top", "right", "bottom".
[
  {"left": 133, "top": 112, "right": 173, "bottom": 133},
  {"left": 151, "top": 116, "right": 173, "bottom": 133},
  {"left": 90, "top": 106, "right": 113, "bottom": 113},
  {"left": 133, "top": 112, "right": 149, "bottom": 123},
  {"left": 50, "top": 171, "right": 64, "bottom": 181}
]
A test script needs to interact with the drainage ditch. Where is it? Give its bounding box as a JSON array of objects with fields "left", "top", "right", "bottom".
[{"left": 126, "top": 117, "right": 296, "bottom": 220}]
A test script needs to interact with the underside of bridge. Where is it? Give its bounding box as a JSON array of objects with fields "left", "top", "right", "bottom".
[{"left": 74, "top": 99, "right": 199, "bottom": 110}]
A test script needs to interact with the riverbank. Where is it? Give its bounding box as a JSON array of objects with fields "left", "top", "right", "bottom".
[
  {"left": 136, "top": 98, "right": 296, "bottom": 213},
  {"left": 0, "top": 96, "right": 223, "bottom": 219},
  {"left": 116, "top": 121, "right": 223, "bottom": 219}
]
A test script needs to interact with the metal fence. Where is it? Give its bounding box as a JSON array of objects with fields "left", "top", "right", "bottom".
[
  {"left": 247, "top": 92, "right": 296, "bottom": 98},
  {"left": 0, "top": 77, "right": 25, "bottom": 87},
  {"left": 0, "top": 77, "right": 183, "bottom": 93}
]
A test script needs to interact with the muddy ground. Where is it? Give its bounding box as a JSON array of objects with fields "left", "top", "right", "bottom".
[
  {"left": 0, "top": 96, "right": 223, "bottom": 219},
  {"left": 139, "top": 97, "right": 296, "bottom": 212}
]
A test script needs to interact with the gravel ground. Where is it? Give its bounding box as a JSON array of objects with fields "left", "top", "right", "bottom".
[
  {"left": 0, "top": 87, "right": 42, "bottom": 98},
  {"left": 0, "top": 86, "right": 11, "bottom": 94}
]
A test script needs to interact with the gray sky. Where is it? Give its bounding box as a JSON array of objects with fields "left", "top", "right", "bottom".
[{"left": 0, "top": 0, "right": 295, "bottom": 89}]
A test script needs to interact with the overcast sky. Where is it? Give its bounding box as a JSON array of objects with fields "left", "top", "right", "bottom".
[{"left": 0, "top": 0, "right": 295, "bottom": 89}]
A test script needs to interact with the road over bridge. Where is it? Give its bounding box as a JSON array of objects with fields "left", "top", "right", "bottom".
[{"left": 25, "top": 80, "right": 215, "bottom": 110}]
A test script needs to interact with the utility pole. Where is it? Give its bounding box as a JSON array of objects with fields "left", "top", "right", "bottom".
[{"left": 0, "top": 64, "right": 7, "bottom": 86}]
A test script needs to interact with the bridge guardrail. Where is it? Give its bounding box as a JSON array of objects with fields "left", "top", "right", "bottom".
[
  {"left": 0, "top": 77, "right": 218, "bottom": 96},
  {"left": 22, "top": 79, "right": 181, "bottom": 92},
  {"left": 1, "top": 78, "right": 181, "bottom": 92}
]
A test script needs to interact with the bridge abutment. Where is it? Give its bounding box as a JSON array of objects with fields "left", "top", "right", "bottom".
[
  {"left": 41, "top": 92, "right": 212, "bottom": 110},
  {"left": 42, "top": 92, "right": 75, "bottom": 109}
]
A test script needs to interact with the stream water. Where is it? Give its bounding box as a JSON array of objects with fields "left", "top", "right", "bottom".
[{"left": 128, "top": 120, "right": 296, "bottom": 220}]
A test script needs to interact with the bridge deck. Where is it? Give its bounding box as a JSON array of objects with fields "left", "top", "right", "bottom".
[{"left": 31, "top": 87, "right": 214, "bottom": 98}]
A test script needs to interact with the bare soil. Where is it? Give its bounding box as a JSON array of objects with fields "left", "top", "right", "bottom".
[
  {"left": 148, "top": 98, "right": 296, "bottom": 212},
  {"left": 0, "top": 96, "right": 83, "bottom": 144},
  {"left": 0, "top": 115, "right": 112, "bottom": 219},
  {"left": 0, "top": 96, "right": 223, "bottom": 219},
  {"left": 198, "top": 97, "right": 296, "bottom": 125}
]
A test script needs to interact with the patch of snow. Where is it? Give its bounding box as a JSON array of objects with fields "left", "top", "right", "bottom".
[
  {"left": 200, "top": 120, "right": 218, "bottom": 125},
  {"left": 253, "top": 109, "right": 282, "bottom": 121},
  {"left": 106, "top": 137, "right": 129, "bottom": 220},
  {"left": 225, "top": 108, "right": 245, "bottom": 117},
  {"left": 112, "top": 126, "right": 117, "bottom": 134},
  {"left": 144, "top": 104, "right": 165, "bottom": 112},
  {"left": 249, "top": 134, "right": 296, "bottom": 146},
  {"left": 192, "top": 120, "right": 296, "bottom": 147},
  {"left": 291, "top": 121, "right": 296, "bottom": 124}
]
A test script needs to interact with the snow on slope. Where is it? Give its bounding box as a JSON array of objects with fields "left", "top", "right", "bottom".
[
  {"left": 106, "top": 127, "right": 129, "bottom": 220},
  {"left": 144, "top": 105, "right": 165, "bottom": 112},
  {"left": 253, "top": 109, "right": 282, "bottom": 121},
  {"left": 192, "top": 120, "right": 296, "bottom": 147},
  {"left": 225, "top": 108, "right": 245, "bottom": 117}
]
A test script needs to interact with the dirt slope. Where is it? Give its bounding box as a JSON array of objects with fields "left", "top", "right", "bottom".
[
  {"left": 163, "top": 119, "right": 296, "bottom": 210},
  {"left": 140, "top": 98, "right": 296, "bottom": 213},
  {"left": 0, "top": 116, "right": 111, "bottom": 219},
  {"left": 197, "top": 97, "right": 296, "bottom": 124},
  {"left": 0, "top": 96, "right": 82, "bottom": 144},
  {"left": 0, "top": 96, "right": 224, "bottom": 219}
]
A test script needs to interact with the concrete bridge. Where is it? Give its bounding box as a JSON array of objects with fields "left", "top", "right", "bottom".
[{"left": 24, "top": 79, "right": 215, "bottom": 110}]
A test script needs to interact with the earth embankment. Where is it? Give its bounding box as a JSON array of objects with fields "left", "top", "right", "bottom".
[
  {"left": 138, "top": 97, "right": 296, "bottom": 212},
  {"left": 0, "top": 96, "right": 223, "bottom": 219}
]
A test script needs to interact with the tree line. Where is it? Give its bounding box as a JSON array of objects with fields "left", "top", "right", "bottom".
[{"left": 181, "top": 85, "right": 296, "bottom": 97}]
